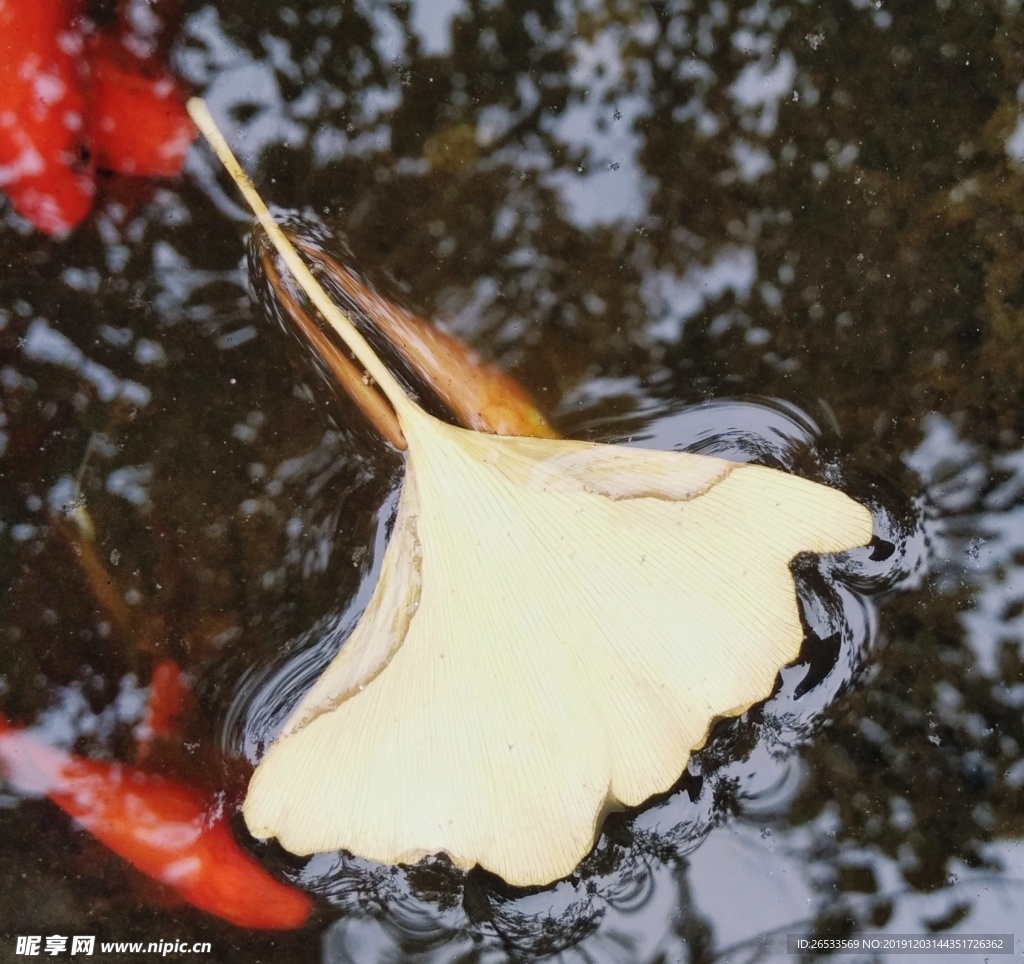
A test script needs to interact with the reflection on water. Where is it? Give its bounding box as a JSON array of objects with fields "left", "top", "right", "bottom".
[
  {"left": 223, "top": 385, "right": 905, "bottom": 962},
  {"left": 2, "top": 0, "right": 1024, "bottom": 960}
]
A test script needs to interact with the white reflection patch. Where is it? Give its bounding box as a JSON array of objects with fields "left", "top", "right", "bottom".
[
  {"left": 643, "top": 245, "right": 757, "bottom": 342},
  {"left": 21, "top": 318, "right": 151, "bottom": 406}
]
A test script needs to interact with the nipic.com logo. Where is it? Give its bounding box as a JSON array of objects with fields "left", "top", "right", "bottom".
[
  {"left": 14, "top": 935, "right": 213, "bottom": 956},
  {"left": 16, "top": 936, "right": 94, "bottom": 956}
]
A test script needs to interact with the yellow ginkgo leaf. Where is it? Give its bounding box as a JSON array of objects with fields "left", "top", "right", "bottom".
[{"left": 188, "top": 99, "right": 874, "bottom": 888}]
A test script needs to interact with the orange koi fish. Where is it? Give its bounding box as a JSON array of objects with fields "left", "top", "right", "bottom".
[
  {"left": 135, "top": 659, "right": 192, "bottom": 758},
  {"left": 0, "top": 0, "right": 194, "bottom": 235},
  {"left": 87, "top": 30, "right": 194, "bottom": 179},
  {"left": 0, "top": 713, "right": 313, "bottom": 929},
  {"left": 0, "top": 0, "right": 94, "bottom": 234}
]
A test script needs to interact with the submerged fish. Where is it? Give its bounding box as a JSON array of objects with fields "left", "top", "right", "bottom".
[
  {"left": 135, "top": 659, "right": 192, "bottom": 758},
  {"left": 0, "top": 0, "right": 94, "bottom": 234},
  {"left": 0, "top": 712, "right": 312, "bottom": 930},
  {"left": 0, "top": 0, "right": 194, "bottom": 235},
  {"left": 86, "top": 30, "right": 195, "bottom": 179}
]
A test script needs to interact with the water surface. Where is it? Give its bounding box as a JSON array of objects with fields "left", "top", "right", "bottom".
[{"left": 2, "top": 1, "right": 1023, "bottom": 961}]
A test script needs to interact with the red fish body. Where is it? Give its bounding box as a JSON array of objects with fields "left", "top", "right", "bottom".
[
  {"left": 87, "top": 31, "right": 194, "bottom": 178},
  {"left": 0, "top": 0, "right": 195, "bottom": 235},
  {"left": 0, "top": 715, "right": 312, "bottom": 930},
  {"left": 136, "top": 659, "right": 192, "bottom": 756},
  {"left": 0, "top": 0, "right": 95, "bottom": 234}
]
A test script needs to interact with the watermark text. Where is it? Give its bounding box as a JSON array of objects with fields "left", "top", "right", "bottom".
[{"left": 16, "top": 936, "right": 212, "bottom": 957}]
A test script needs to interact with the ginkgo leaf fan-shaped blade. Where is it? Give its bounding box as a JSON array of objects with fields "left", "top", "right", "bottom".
[
  {"left": 244, "top": 403, "right": 873, "bottom": 887},
  {"left": 182, "top": 96, "right": 873, "bottom": 888}
]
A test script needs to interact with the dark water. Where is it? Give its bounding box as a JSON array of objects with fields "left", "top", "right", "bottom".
[{"left": 2, "top": 1, "right": 1023, "bottom": 961}]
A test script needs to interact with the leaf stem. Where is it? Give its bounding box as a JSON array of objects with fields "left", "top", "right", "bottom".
[{"left": 186, "top": 98, "right": 416, "bottom": 423}]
